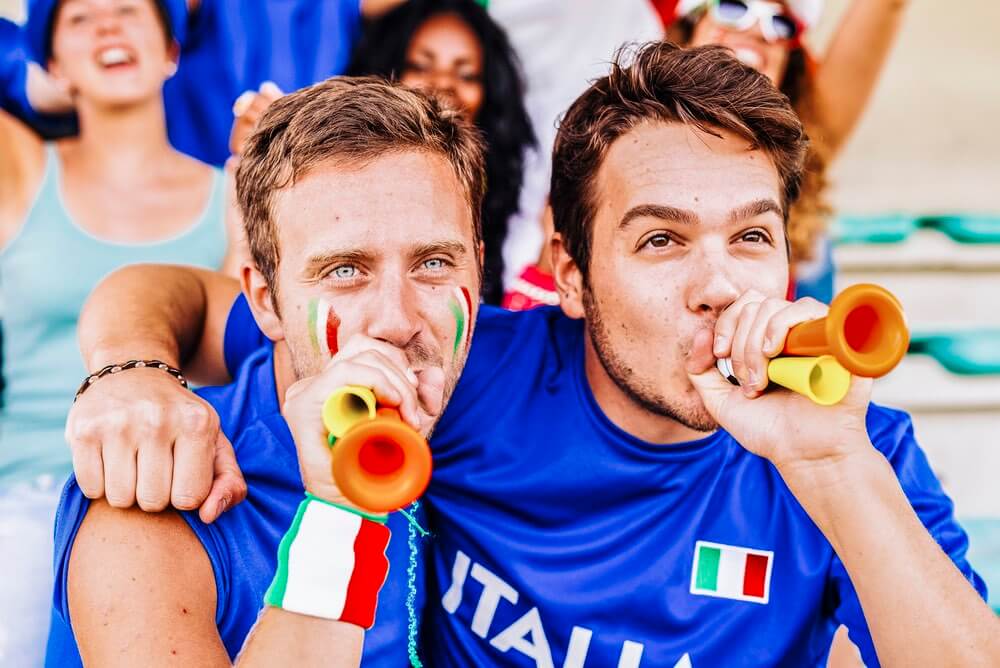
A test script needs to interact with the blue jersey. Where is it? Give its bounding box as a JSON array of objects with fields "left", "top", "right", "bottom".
[
  {"left": 421, "top": 306, "right": 985, "bottom": 667},
  {"left": 47, "top": 344, "right": 422, "bottom": 666},
  {"left": 0, "top": 18, "right": 76, "bottom": 137},
  {"left": 163, "top": 0, "right": 362, "bottom": 165},
  {"left": 190, "top": 297, "right": 989, "bottom": 667}
]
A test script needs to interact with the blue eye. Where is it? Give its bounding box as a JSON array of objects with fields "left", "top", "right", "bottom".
[
  {"left": 424, "top": 258, "right": 446, "bottom": 270},
  {"left": 333, "top": 265, "right": 356, "bottom": 279}
]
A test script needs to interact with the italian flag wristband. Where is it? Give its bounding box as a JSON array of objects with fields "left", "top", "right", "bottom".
[{"left": 265, "top": 494, "right": 391, "bottom": 629}]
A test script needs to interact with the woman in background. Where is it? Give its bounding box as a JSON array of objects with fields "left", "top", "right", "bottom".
[
  {"left": 0, "top": 1, "right": 233, "bottom": 661},
  {"left": 348, "top": 0, "right": 536, "bottom": 305},
  {"left": 671, "top": 0, "right": 909, "bottom": 301}
]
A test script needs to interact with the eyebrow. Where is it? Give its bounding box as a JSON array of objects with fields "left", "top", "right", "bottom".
[
  {"left": 618, "top": 204, "right": 699, "bottom": 231},
  {"left": 302, "top": 249, "right": 375, "bottom": 278},
  {"left": 412, "top": 240, "right": 469, "bottom": 258},
  {"left": 728, "top": 198, "right": 784, "bottom": 223},
  {"left": 618, "top": 198, "right": 784, "bottom": 232},
  {"left": 301, "top": 241, "right": 468, "bottom": 277}
]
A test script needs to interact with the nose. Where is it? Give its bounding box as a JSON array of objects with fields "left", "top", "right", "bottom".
[
  {"left": 686, "top": 244, "right": 741, "bottom": 317},
  {"left": 94, "top": 8, "right": 123, "bottom": 36},
  {"left": 364, "top": 272, "right": 424, "bottom": 349}
]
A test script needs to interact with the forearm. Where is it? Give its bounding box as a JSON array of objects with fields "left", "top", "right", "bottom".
[
  {"left": 79, "top": 264, "right": 240, "bottom": 384},
  {"left": 781, "top": 445, "right": 1000, "bottom": 665},
  {"left": 235, "top": 608, "right": 363, "bottom": 667},
  {"left": 812, "top": 0, "right": 909, "bottom": 154}
]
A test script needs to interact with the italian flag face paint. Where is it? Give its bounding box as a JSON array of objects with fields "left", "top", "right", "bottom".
[
  {"left": 447, "top": 286, "right": 473, "bottom": 355},
  {"left": 308, "top": 298, "right": 340, "bottom": 358},
  {"left": 690, "top": 540, "right": 773, "bottom": 604}
]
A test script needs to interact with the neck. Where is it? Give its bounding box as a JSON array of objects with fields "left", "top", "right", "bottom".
[
  {"left": 273, "top": 342, "right": 296, "bottom": 412},
  {"left": 583, "top": 334, "right": 713, "bottom": 445},
  {"left": 71, "top": 94, "right": 173, "bottom": 176}
]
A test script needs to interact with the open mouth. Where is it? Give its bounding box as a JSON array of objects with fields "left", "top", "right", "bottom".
[{"left": 96, "top": 46, "right": 137, "bottom": 70}]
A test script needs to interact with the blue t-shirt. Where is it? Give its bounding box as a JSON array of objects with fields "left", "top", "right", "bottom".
[
  {"left": 90, "top": 296, "right": 989, "bottom": 667},
  {"left": 163, "top": 0, "right": 362, "bottom": 165},
  {"left": 47, "top": 343, "right": 422, "bottom": 666},
  {"left": 10, "top": 1, "right": 361, "bottom": 160},
  {"left": 0, "top": 18, "right": 76, "bottom": 137}
]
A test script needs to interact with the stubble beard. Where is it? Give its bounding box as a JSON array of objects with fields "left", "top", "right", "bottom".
[{"left": 582, "top": 287, "right": 719, "bottom": 434}]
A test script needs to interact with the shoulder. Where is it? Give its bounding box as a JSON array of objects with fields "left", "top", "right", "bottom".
[
  {"left": 66, "top": 498, "right": 229, "bottom": 663},
  {"left": 864, "top": 402, "right": 920, "bottom": 460}
]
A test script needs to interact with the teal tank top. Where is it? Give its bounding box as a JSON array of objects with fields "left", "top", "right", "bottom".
[{"left": 0, "top": 145, "right": 228, "bottom": 487}]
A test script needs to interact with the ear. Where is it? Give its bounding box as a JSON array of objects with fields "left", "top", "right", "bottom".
[
  {"left": 551, "top": 232, "right": 585, "bottom": 320},
  {"left": 241, "top": 264, "right": 285, "bottom": 342}
]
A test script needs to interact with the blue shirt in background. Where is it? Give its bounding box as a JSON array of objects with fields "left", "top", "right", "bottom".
[
  {"left": 47, "top": 343, "right": 422, "bottom": 666},
  {"left": 0, "top": 18, "right": 76, "bottom": 137},
  {"left": 164, "top": 0, "right": 363, "bottom": 165},
  {"left": 9, "top": 0, "right": 362, "bottom": 161}
]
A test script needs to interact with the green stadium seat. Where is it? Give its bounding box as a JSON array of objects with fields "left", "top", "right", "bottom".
[
  {"left": 834, "top": 214, "right": 1000, "bottom": 245},
  {"left": 909, "top": 331, "right": 1000, "bottom": 375}
]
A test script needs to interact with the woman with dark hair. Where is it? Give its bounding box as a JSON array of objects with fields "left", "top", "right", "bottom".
[
  {"left": 347, "top": 0, "right": 536, "bottom": 305},
  {"left": 668, "top": 0, "right": 909, "bottom": 302}
]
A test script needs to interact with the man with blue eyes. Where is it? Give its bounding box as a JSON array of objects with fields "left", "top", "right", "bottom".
[
  {"left": 46, "top": 76, "right": 485, "bottom": 666},
  {"left": 58, "top": 44, "right": 999, "bottom": 666}
]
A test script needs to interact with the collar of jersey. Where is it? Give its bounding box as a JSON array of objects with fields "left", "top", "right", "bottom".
[{"left": 569, "top": 327, "right": 730, "bottom": 461}]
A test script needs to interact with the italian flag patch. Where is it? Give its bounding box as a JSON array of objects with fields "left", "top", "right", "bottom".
[{"left": 690, "top": 540, "right": 773, "bottom": 604}]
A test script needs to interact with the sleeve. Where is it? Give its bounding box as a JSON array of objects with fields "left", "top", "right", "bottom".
[
  {"left": 826, "top": 406, "right": 988, "bottom": 667},
  {"left": 51, "top": 477, "right": 92, "bottom": 626},
  {"left": 223, "top": 293, "right": 269, "bottom": 377},
  {"left": 0, "top": 20, "right": 78, "bottom": 137}
]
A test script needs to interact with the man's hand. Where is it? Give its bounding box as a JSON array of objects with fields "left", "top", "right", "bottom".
[
  {"left": 66, "top": 369, "right": 247, "bottom": 523},
  {"left": 685, "top": 291, "right": 873, "bottom": 472},
  {"left": 282, "top": 335, "right": 445, "bottom": 507},
  {"left": 230, "top": 82, "right": 282, "bottom": 157}
]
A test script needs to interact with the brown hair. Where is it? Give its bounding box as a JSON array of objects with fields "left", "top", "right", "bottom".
[
  {"left": 667, "top": 17, "right": 833, "bottom": 263},
  {"left": 551, "top": 42, "right": 808, "bottom": 281},
  {"left": 236, "top": 76, "right": 487, "bottom": 304}
]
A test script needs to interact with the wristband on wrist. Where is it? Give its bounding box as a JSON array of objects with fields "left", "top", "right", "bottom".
[
  {"left": 265, "top": 494, "right": 391, "bottom": 628},
  {"left": 75, "top": 359, "right": 188, "bottom": 401}
]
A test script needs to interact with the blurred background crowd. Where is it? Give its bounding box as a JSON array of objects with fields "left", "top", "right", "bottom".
[{"left": 0, "top": 0, "right": 997, "bottom": 664}]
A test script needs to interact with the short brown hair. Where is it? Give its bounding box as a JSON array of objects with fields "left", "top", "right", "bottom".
[
  {"left": 550, "top": 42, "right": 808, "bottom": 280},
  {"left": 237, "top": 76, "right": 487, "bottom": 303}
]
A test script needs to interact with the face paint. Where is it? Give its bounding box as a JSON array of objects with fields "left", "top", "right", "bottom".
[
  {"left": 447, "top": 286, "right": 473, "bottom": 355},
  {"left": 308, "top": 297, "right": 340, "bottom": 358}
]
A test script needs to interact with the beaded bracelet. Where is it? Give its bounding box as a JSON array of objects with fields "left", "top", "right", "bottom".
[{"left": 74, "top": 359, "right": 188, "bottom": 402}]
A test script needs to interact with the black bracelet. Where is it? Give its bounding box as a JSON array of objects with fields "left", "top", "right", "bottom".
[{"left": 74, "top": 360, "right": 188, "bottom": 402}]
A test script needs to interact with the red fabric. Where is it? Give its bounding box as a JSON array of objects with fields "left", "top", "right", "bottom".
[
  {"left": 502, "top": 265, "right": 558, "bottom": 312},
  {"left": 742, "top": 553, "right": 770, "bottom": 598},
  {"left": 649, "top": 0, "right": 681, "bottom": 26},
  {"left": 339, "top": 520, "right": 391, "bottom": 629}
]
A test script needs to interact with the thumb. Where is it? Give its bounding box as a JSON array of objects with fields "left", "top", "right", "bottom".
[
  {"left": 416, "top": 366, "right": 446, "bottom": 417},
  {"left": 685, "top": 328, "right": 740, "bottom": 424},
  {"left": 199, "top": 430, "right": 247, "bottom": 524}
]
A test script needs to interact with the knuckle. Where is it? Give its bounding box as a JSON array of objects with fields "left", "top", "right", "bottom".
[
  {"left": 105, "top": 491, "right": 134, "bottom": 508},
  {"left": 136, "top": 493, "right": 168, "bottom": 513},
  {"left": 171, "top": 491, "right": 201, "bottom": 510}
]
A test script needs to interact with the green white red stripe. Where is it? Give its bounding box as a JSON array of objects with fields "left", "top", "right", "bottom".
[
  {"left": 690, "top": 540, "right": 773, "bottom": 604},
  {"left": 308, "top": 298, "right": 340, "bottom": 358},
  {"left": 265, "top": 497, "right": 390, "bottom": 627},
  {"left": 448, "top": 286, "right": 473, "bottom": 354}
]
